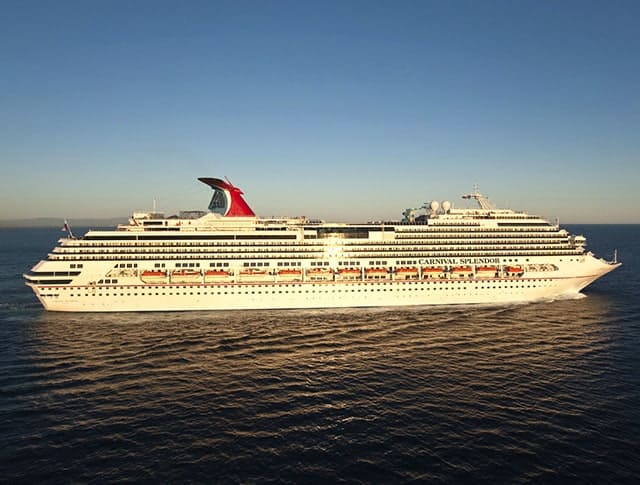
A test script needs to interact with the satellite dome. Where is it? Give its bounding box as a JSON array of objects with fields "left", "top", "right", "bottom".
[
  {"left": 430, "top": 200, "right": 439, "bottom": 212},
  {"left": 442, "top": 200, "right": 451, "bottom": 212}
]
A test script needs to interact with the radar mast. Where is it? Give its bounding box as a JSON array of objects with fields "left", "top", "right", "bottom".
[{"left": 462, "top": 185, "right": 495, "bottom": 210}]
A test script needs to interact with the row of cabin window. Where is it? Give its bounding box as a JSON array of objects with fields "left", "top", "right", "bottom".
[
  {"left": 62, "top": 279, "right": 554, "bottom": 292},
  {"left": 67, "top": 282, "right": 549, "bottom": 298}
]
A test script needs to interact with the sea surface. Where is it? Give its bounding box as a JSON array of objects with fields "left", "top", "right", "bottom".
[{"left": 1, "top": 225, "right": 639, "bottom": 483}]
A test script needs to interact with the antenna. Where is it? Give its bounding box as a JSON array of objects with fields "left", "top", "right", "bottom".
[
  {"left": 62, "top": 219, "right": 75, "bottom": 239},
  {"left": 461, "top": 185, "right": 495, "bottom": 210}
]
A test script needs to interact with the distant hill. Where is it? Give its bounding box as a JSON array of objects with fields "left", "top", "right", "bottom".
[{"left": 0, "top": 217, "right": 128, "bottom": 228}]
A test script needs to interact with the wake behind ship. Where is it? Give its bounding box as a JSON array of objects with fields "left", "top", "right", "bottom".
[{"left": 25, "top": 178, "right": 620, "bottom": 312}]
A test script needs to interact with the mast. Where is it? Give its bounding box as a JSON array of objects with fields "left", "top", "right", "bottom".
[{"left": 461, "top": 185, "right": 495, "bottom": 210}]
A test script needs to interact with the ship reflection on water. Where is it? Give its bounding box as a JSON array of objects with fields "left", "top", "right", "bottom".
[{"left": 11, "top": 295, "right": 636, "bottom": 482}]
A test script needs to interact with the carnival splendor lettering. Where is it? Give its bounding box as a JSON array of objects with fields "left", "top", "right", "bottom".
[{"left": 419, "top": 257, "right": 501, "bottom": 265}]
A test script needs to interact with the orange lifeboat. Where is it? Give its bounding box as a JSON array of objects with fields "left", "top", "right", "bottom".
[
  {"left": 307, "top": 267, "right": 332, "bottom": 274},
  {"left": 238, "top": 268, "right": 269, "bottom": 281},
  {"left": 172, "top": 269, "right": 201, "bottom": 276},
  {"left": 277, "top": 268, "right": 303, "bottom": 281},
  {"left": 204, "top": 269, "right": 231, "bottom": 282},
  {"left": 365, "top": 268, "right": 389, "bottom": 280},
  {"left": 140, "top": 270, "right": 166, "bottom": 284},
  {"left": 339, "top": 268, "right": 361, "bottom": 275},
  {"left": 239, "top": 268, "right": 267, "bottom": 276},
  {"left": 278, "top": 269, "right": 302, "bottom": 276},
  {"left": 170, "top": 269, "right": 201, "bottom": 283},
  {"left": 337, "top": 268, "right": 361, "bottom": 280},
  {"left": 450, "top": 266, "right": 473, "bottom": 278},
  {"left": 395, "top": 267, "right": 418, "bottom": 280},
  {"left": 476, "top": 266, "right": 497, "bottom": 273},
  {"left": 421, "top": 266, "right": 445, "bottom": 278},
  {"left": 475, "top": 266, "right": 497, "bottom": 278},
  {"left": 307, "top": 267, "right": 333, "bottom": 280},
  {"left": 396, "top": 267, "right": 418, "bottom": 274},
  {"left": 505, "top": 266, "right": 524, "bottom": 275},
  {"left": 141, "top": 270, "right": 165, "bottom": 277},
  {"left": 205, "top": 269, "right": 230, "bottom": 276},
  {"left": 450, "top": 266, "right": 473, "bottom": 273}
]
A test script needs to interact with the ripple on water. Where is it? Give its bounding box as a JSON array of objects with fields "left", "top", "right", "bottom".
[{"left": 1, "top": 295, "right": 639, "bottom": 483}]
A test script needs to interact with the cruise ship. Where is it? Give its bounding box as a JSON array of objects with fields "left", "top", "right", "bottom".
[{"left": 25, "top": 177, "right": 620, "bottom": 312}]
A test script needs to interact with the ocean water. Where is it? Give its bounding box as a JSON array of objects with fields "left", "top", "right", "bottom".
[{"left": 1, "top": 225, "right": 639, "bottom": 483}]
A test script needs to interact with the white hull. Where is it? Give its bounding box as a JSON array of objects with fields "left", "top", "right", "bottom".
[{"left": 31, "top": 259, "right": 617, "bottom": 313}]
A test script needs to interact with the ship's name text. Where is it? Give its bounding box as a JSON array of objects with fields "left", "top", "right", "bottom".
[{"left": 418, "top": 257, "right": 501, "bottom": 265}]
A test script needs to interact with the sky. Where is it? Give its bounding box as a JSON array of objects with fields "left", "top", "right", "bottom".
[{"left": 1, "top": 0, "right": 639, "bottom": 223}]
